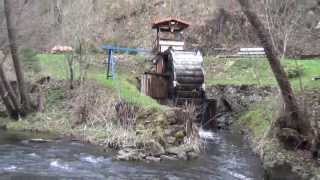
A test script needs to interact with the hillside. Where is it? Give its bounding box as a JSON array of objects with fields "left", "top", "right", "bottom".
[
  {"left": 0, "top": 0, "right": 319, "bottom": 56},
  {"left": 0, "top": 0, "right": 219, "bottom": 50}
]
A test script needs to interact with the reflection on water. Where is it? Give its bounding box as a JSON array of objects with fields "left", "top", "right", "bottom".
[{"left": 0, "top": 130, "right": 264, "bottom": 180}]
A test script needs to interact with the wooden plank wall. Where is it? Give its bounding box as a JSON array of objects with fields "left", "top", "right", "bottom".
[
  {"left": 141, "top": 74, "right": 168, "bottom": 99},
  {"left": 156, "top": 58, "right": 165, "bottom": 74}
]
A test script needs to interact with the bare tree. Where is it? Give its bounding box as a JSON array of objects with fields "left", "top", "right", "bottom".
[
  {"left": 54, "top": 0, "right": 99, "bottom": 88},
  {"left": 237, "top": 0, "right": 308, "bottom": 134},
  {"left": 263, "top": 0, "right": 305, "bottom": 58},
  {"left": 4, "top": 0, "right": 32, "bottom": 114}
]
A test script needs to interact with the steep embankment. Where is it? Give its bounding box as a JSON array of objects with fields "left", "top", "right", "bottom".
[
  {"left": 238, "top": 90, "right": 320, "bottom": 179},
  {"left": 204, "top": 57, "right": 320, "bottom": 179}
]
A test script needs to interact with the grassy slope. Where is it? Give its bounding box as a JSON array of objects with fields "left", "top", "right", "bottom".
[
  {"left": 94, "top": 74, "right": 161, "bottom": 109},
  {"left": 38, "top": 54, "right": 320, "bottom": 109},
  {"left": 6, "top": 53, "right": 163, "bottom": 147},
  {"left": 204, "top": 57, "right": 320, "bottom": 90},
  {"left": 37, "top": 53, "right": 161, "bottom": 109},
  {"left": 37, "top": 54, "right": 71, "bottom": 80}
]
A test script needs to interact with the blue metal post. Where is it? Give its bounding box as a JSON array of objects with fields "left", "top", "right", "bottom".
[
  {"left": 107, "top": 49, "right": 112, "bottom": 79},
  {"left": 112, "top": 57, "right": 116, "bottom": 80},
  {"left": 101, "top": 44, "right": 152, "bottom": 80}
]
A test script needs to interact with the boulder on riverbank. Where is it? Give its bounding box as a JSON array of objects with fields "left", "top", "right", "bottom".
[{"left": 114, "top": 106, "right": 202, "bottom": 162}]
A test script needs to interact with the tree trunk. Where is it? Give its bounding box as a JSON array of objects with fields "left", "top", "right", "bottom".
[
  {"left": 36, "top": 85, "right": 45, "bottom": 112},
  {"left": 0, "top": 53, "right": 21, "bottom": 119},
  {"left": 66, "top": 54, "right": 74, "bottom": 90},
  {"left": 0, "top": 62, "right": 20, "bottom": 113},
  {"left": 237, "top": 0, "right": 306, "bottom": 133},
  {"left": 4, "top": 0, "right": 32, "bottom": 113},
  {"left": 0, "top": 80, "right": 18, "bottom": 119}
]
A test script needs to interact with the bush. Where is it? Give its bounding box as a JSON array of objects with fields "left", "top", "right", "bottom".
[
  {"left": 284, "top": 64, "right": 304, "bottom": 79},
  {"left": 72, "top": 81, "right": 117, "bottom": 126}
]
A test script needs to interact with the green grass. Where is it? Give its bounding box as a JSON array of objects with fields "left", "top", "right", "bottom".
[
  {"left": 37, "top": 54, "right": 80, "bottom": 80},
  {"left": 204, "top": 57, "right": 320, "bottom": 90},
  {"left": 239, "top": 108, "right": 271, "bottom": 139},
  {"left": 94, "top": 73, "right": 162, "bottom": 109},
  {"left": 287, "top": 60, "right": 320, "bottom": 89},
  {"left": 237, "top": 96, "right": 279, "bottom": 140},
  {"left": 37, "top": 53, "right": 161, "bottom": 109}
]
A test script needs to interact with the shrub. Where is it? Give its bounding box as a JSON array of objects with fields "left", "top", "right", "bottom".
[
  {"left": 284, "top": 64, "right": 304, "bottom": 79},
  {"left": 72, "top": 81, "right": 117, "bottom": 126},
  {"left": 115, "top": 100, "right": 140, "bottom": 129}
]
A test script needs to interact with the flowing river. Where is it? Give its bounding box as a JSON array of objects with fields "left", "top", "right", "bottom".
[{"left": 0, "top": 130, "right": 264, "bottom": 180}]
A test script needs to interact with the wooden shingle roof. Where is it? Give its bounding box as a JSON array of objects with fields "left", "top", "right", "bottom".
[{"left": 152, "top": 17, "right": 190, "bottom": 31}]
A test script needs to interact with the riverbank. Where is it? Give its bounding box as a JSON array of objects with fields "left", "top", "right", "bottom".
[
  {"left": 204, "top": 56, "right": 320, "bottom": 179},
  {"left": 1, "top": 79, "right": 202, "bottom": 162},
  {"left": 204, "top": 83, "right": 320, "bottom": 179},
  {"left": 0, "top": 52, "right": 202, "bottom": 162},
  {"left": 237, "top": 90, "right": 320, "bottom": 179}
]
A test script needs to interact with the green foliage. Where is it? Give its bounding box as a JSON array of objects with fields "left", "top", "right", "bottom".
[
  {"left": 21, "top": 48, "right": 41, "bottom": 73},
  {"left": 284, "top": 63, "right": 304, "bottom": 79}
]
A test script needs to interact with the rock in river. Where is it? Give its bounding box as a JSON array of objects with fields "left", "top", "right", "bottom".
[
  {"left": 144, "top": 140, "right": 165, "bottom": 156},
  {"left": 116, "top": 148, "right": 145, "bottom": 161},
  {"left": 166, "top": 144, "right": 195, "bottom": 160},
  {"left": 160, "top": 155, "right": 178, "bottom": 161},
  {"left": 145, "top": 156, "right": 161, "bottom": 163}
]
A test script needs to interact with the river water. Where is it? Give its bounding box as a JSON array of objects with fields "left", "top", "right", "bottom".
[{"left": 0, "top": 130, "right": 264, "bottom": 180}]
